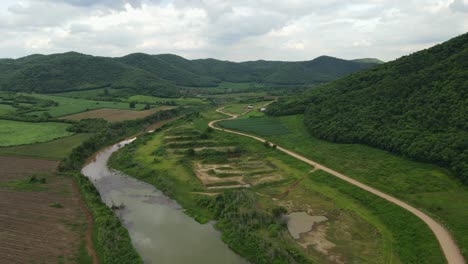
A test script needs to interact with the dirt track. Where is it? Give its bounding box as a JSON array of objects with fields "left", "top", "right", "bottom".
[{"left": 210, "top": 106, "right": 465, "bottom": 264}]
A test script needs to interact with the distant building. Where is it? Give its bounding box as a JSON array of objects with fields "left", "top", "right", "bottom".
[
  {"left": 247, "top": 105, "right": 254, "bottom": 109},
  {"left": 260, "top": 107, "right": 267, "bottom": 112}
]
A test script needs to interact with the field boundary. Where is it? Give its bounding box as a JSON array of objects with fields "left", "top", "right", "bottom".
[{"left": 210, "top": 106, "right": 465, "bottom": 264}]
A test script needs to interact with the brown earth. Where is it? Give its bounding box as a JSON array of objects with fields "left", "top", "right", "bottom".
[
  {"left": 60, "top": 106, "right": 176, "bottom": 122},
  {"left": 0, "top": 156, "right": 59, "bottom": 183},
  {"left": 0, "top": 156, "right": 88, "bottom": 263}
]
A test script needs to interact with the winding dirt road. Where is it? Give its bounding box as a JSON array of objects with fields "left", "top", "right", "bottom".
[{"left": 209, "top": 106, "right": 465, "bottom": 264}]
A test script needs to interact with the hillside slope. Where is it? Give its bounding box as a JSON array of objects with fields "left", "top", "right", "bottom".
[
  {"left": 269, "top": 33, "right": 468, "bottom": 183},
  {"left": 0, "top": 52, "right": 178, "bottom": 97},
  {"left": 0, "top": 52, "right": 380, "bottom": 94}
]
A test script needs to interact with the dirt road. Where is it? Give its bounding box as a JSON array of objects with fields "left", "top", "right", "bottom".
[{"left": 209, "top": 106, "right": 465, "bottom": 264}]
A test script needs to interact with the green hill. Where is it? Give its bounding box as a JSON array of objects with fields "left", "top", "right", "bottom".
[
  {"left": 0, "top": 52, "right": 381, "bottom": 94},
  {"left": 0, "top": 52, "right": 178, "bottom": 97},
  {"left": 268, "top": 33, "right": 468, "bottom": 184}
]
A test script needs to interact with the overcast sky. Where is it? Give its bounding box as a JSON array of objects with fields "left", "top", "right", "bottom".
[{"left": 0, "top": 0, "right": 467, "bottom": 61}]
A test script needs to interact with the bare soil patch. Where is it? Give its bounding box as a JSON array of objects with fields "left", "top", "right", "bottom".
[
  {"left": 60, "top": 106, "right": 176, "bottom": 122},
  {"left": 0, "top": 156, "right": 87, "bottom": 263},
  {"left": 0, "top": 155, "right": 59, "bottom": 183}
]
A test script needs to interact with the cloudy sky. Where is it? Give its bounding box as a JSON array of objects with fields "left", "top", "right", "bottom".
[{"left": 0, "top": 0, "right": 467, "bottom": 61}]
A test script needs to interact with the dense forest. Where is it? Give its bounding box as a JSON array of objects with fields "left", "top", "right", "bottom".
[
  {"left": 268, "top": 33, "right": 468, "bottom": 184},
  {"left": 0, "top": 52, "right": 380, "bottom": 95}
]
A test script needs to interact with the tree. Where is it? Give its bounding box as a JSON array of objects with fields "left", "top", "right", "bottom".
[{"left": 129, "top": 102, "right": 136, "bottom": 108}]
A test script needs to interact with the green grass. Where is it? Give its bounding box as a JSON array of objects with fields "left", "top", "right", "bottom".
[
  {"left": 21, "top": 93, "right": 145, "bottom": 117},
  {"left": 224, "top": 114, "right": 468, "bottom": 259},
  {"left": 0, "top": 119, "right": 73, "bottom": 147},
  {"left": 0, "top": 176, "right": 49, "bottom": 192},
  {"left": 0, "top": 133, "right": 92, "bottom": 160},
  {"left": 218, "top": 117, "right": 288, "bottom": 136},
  {"left": 0, "top": 103, "right": 15, "bottom": 115},
  {"left": 128, "top": 95, "right": 207, "bottom": 106}
]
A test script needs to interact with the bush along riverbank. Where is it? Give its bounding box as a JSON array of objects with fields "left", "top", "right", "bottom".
[{"left": 59, "top": 108, "right": 184, "bottom": 263}]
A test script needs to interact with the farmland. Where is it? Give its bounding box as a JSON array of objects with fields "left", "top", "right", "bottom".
[
  {"left": 0, "top": 133, "right": 91, "bottom": 160},
  {"left": 220, "top": 114, "right": 468, "bottom": 259},
  {"left": 59, "top": 106, "right": 176, "bottom": 122},
  {"left": 218, "top": 117, "right": 288, "bottom": 136},
  {"left": 22, "top": 93, "right": 145, "bottom": 117},
  {"left": 128, "top": 94, "right": 207, "bottom": 106},
  {"left": 0, "top": 155, "right": 89, "bottom": 263},
  {"left": 0, "top": 119, "right": 73, "bottom": 146}
]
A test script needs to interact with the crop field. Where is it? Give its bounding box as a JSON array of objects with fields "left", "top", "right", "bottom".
[
  {"left": 0, "top": 155, "right": 88, "bottom": 263},
  {"left": 59, "top": 106, "right": 176, "bottom": 122},
  {"left": 0, "top": 133, "right": 91, "bottom": 160},
  {"left": 218, "top": 117, "right": 289, "bottom": 136},
  {"left": 231, "top": 114, "right": 468, "bottom": 258},
  {"left": 0, "top": 119, "right": 73, "bottom": 147},
  {"left": 21, "top": 93, "right": 145, "bottom": 117},
  {"left": 128, "top": 95, "right": 207, "bottom": 106},
  {"left": 109, "top": 109, "right": 427, "bottom": 263}
]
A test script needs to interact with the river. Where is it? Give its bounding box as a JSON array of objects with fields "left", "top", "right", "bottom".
[{"left": 81, "top": 138, "right": 247, "bottom": 264}]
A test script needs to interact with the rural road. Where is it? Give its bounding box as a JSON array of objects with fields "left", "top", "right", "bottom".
[{"left": 209, "top": 105, "right": 465, "bottom": 264}]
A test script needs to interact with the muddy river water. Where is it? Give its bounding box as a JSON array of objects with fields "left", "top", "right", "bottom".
[{"left": 81, "top": 138, "right": 247, "bottom": 264}]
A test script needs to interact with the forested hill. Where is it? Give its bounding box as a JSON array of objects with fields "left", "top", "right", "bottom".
[
  {"left": 0, "top": 52, "right": 380, "bottom": 94},
  {"left": 268, "top": 33, "right": 468, "bottom": 184}
]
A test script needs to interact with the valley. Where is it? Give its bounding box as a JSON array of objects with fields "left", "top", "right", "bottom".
[{"left": 0, "top": 32, "right": 466, "bottom": 264}]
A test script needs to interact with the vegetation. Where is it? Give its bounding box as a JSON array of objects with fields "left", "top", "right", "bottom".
[
  {"left": 109, "top": 108, "right": 448, "bottom": 263},
  {"left": 56, "top": 108, "right": 182, "bottom": 263},
  {"left": 219, "top": 117, "right": 289, "bottom": 136},
  {"left": 268, "top": 32, "right": 468, "bottom": 185},
  {"left": 0, "top": 52, "right": 380, "bottom": 95},
  {"left": 0, "top": 119, "right": 73, "bottom": 146},
  {"left": 0, "top": 174, "right": 49, "bottom": 192},
  {"left": 0, "top": 133, "right": 91, "bottom": 160},
  {"left": 74, "top": 173, "right": 142, "bottom": 263},
  {"left": 222, "top": 114, "right": 468, "bottom": 259},
  {"left": 22, "top": 93, "right": 145, "bottom": 117}
]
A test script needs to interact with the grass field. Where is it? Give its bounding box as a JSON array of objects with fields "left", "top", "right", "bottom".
[
  {"left": 59, "top": 106, "right": 176, "bottom": 122},
  {"left": 0, "top": 133, "right": 91, "bottom": 160},
  {"left": 218, "top": 117, "right": 288, "bottom": 136},
  {"left": 0, "top": 119, "right": 73, "bottom": 147},
  {"left": 22, "top": 93, "right": 145, "bottom": 117},
  {"left": 0, "top": 104, "right": 15, "bottom": 116},
  {"left": 128, "top": 95, "right": 207, "bottom": 106},
  {"left": 221, "top": 114, "right": 468, "bottom": 259}
]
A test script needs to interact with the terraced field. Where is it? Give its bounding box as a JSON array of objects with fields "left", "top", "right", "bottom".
[
  {"left": 163, "top": 127, "right": 284, "bottom": 189},
  {"left": 0, "top": 156, "right": 88, "bottom": 263}
]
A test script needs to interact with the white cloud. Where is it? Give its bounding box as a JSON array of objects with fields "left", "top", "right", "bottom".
[{"left": 0, "top": 0, "right": 466, "bottom": 61}]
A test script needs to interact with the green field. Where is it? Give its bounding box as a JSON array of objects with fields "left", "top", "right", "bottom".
[
  {"left": 218, "top": 117, "right": 288, "bottom": 136},
  {"left": 221, "top": 114, "right": 468, "bottom": 258},
  {"left": 0, "top": 133, "right": 91, "bottom": 160},
  {"left": 128, "top": 95, "right": 207, "bottom": 106},
  {"left": 22, "top": 93, "right": 145, "bottom": 117},
  {"left": 0, "top": 104, "right": 15, "bottom": 115},
  {"left": 0, "top": 119, "right": 74, "bottom": 147}
]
